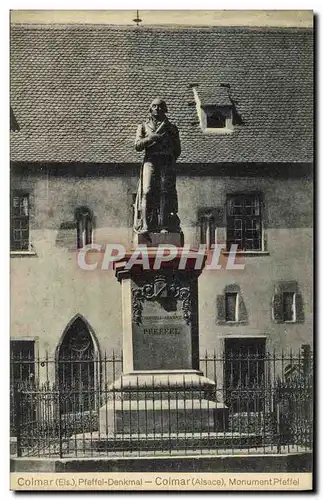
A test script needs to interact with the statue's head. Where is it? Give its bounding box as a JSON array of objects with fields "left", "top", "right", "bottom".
[{"left": 149, "top": 98, "right": 168, "bottom": 120}]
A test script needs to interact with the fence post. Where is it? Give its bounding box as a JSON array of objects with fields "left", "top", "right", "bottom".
[
  {"left": 14, "top": 388, "right": 22, "bottom": 457},
  {"left": 58, "top": 390, "right": 63, "bottom": 458},
  {"left": 276, "top": 400, "right": 281, "bottom": 454}
]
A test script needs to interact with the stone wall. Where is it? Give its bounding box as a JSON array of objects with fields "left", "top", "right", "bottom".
[{"left": 10, "top": 163, "right": 313, "bottom": 380}]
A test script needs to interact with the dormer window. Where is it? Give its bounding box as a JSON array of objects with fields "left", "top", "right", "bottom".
[
  {"left": 192, "top": 85, "right": 234, "bottom": 134},
  {"left": 205, "top": 107, "right": 226, "bottom": 128},
  {"left": 204, "top": 105, "right": 232, "bottom": 130}
]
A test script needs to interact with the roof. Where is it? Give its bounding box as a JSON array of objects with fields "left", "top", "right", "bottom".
[
  {"left": 10, "top": 25, "right": 313, "bottom": 164},
  {"left": 198, "top": 87, "right": 232, "bottom": 107}
]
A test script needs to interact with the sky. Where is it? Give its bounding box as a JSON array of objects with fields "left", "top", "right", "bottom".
[{"left": 10, "top": 9, "right": 313, "bottom": 27}]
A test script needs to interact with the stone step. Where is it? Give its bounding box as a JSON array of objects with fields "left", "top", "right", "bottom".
[
  {"left": 69, "top": 431, "right": 265, "bottom": 453},
  {"left": 100, "top": 398, "right": 228, "bottom": 434}
]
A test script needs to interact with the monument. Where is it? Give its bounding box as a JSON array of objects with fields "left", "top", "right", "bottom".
[
  {"left": 99, "top": 99, "right": 227, "bottom": 445},
  {"left": 133, "top": 98, "right": 183, "bottom": 245}
]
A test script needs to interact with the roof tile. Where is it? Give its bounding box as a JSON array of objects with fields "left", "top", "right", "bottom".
[{"left": 10, "top": 25, "right": 313, "bottom": 164}]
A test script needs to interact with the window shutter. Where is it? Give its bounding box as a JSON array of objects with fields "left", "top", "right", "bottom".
[
  {"left": 216, "top": 294, "right": 226, "bottom": 323},
  {"left": 238, "top": 295, "right": 248, "bottom": 323},
  {"left": 295, "top": 293, "right": 305, "bottom": 323},
  {"left": 272, "top": 293, "right": 284, "bottom": 323}
]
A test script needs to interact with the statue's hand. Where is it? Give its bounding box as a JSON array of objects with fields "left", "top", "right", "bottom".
[
  {"left": 149, "top": 132, "right": 164, "bottom": 142},
  {"left": 143, "top": 132, "right": 164, "bottom": 148}
]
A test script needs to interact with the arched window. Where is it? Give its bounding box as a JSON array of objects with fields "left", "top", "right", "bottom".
[
  {"left": 75, "top": 207, "right": 93, "bottom": 249},
  {"left": 200, "top": 213, "right": 216, "bottom": 248},
  {"left": 57, "top": 316, "right": 98, "bottom": 413}
]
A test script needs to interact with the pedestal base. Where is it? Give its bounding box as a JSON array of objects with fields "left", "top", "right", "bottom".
[
  {"left": 99, "top": 371, "right": 228, "bottom": 435},
  {"left": 100, "top": 399, "right": 228, "bottom": 435}
]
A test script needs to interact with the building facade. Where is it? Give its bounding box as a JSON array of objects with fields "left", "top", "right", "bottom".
[{"left": 10, "top": 24, "right": 313, "bottom": 387}]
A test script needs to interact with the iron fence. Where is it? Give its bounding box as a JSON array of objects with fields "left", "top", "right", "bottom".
[{"left": 10, "top": 347, "right": 313, "bottom": 458}]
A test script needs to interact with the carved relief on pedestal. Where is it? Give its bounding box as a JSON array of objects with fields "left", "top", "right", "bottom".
[{"left": 132, "top": 274, "right": 192, "bottom": 326}]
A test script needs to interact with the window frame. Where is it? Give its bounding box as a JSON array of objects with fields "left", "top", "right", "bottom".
[
  {"left": 10, "top": 339, "right": 36, "bottom": 385},
  {"left": 75, "top": 207, "right": 93, "bottom": 250},
  {"left": 199, "top": 212, "right": 216, "bottom": 248},
  {"left": 223, "top": 336, "right": 267, "bottom": 412},
  {"left": 192, "top": 87, "right": 234, "bottom": 135},
  {"left": 272, "top": 282, "right": 304, "bottom": 324},
  {"left": 282, "top": 291, "right": 296, "bottom": 323},
  {"left": 10, "top": 191, "right": 31, "bottom": 252},
  {"left": 56, "top": 316, "right": 100, "bottom": 414},
  {"left": 225, "top": 292, "right": 239, "bottom": 323},
  {"left": 201, "top": 104, "right": 234, "bottom": 133},
  {"left": 131, "top": 192, "right": 137, "bottom": 226},
  {"left": 10, "top": 339, "right": 36, "bottom": 436},
  {"left": 226, "top": 192, "right": 264, "bottom": 253}
]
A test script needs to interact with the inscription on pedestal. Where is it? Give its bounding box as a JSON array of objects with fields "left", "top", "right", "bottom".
[
  {"left": 132, "top": 275, "right": 193, "bottom": 370},
  {"left": 143, "top": 325, "right": 181, "bottom": 335}
]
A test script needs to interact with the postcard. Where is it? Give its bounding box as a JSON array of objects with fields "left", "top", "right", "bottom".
[{"left": 9, "top": 9, "right": 313, "bottom": 491}]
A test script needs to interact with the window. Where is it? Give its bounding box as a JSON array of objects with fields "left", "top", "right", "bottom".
[
  {"left": 57, "top": 316, "right": 96, "bottom": 413},
  {"left": 10, "top": 193, "right": 29, "bottom": 251},
  {"left": 226, "top": 193, "right": 262, "bottom": 251},
  {"left": 75, "top": 207, "right": 93, "bottom": 249},
  {"left": 10, "top": 340, "right": 35, "bottom": 436},
  {"left": 283, "top": 292, "right": 296, "bottom": 322},
  {"left": 217, "top": 285, "right": 248, "bottom": 325},
  {"left": 10, "top": 340, "right": 35, "bottom": 385},
  {"left": 225, "top": 292, "right": 239, "bottom": 322},
  {"left": 192, "top": 86, "right": 234, "bottom": 134},
  {"left": 200, "top": 213, "right": 216, "bottom": 248},
  {"left": 132, "top": 192, "right": 137, "bottom": 224},
  {"left": 224, "top": 337, "right": 266, "bottom": 412},
  {"left": 203, "top": 105, "right": 232, "bottom": 130},
  {"left": 272, "top": 282, "right": 304, "bottom": 323}
]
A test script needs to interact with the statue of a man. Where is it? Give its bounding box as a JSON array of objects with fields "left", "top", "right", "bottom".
[{"left": 134, "top": 98, "right": 181, "bottom": 235}]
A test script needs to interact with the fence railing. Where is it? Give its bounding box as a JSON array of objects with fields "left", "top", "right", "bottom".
[{"left": 10, "top": 348, "right": 313, "bottom": 458}]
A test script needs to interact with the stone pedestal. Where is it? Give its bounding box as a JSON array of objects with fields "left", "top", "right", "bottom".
[
  {"left": 133, "top": 231, "right": 184, "bottom": 247},
  {"left": 100, "top": 370, "right": 227, "bottom": 435},
  {"left": 99, "top": 237, "right": 228, "bottom": 438}
]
